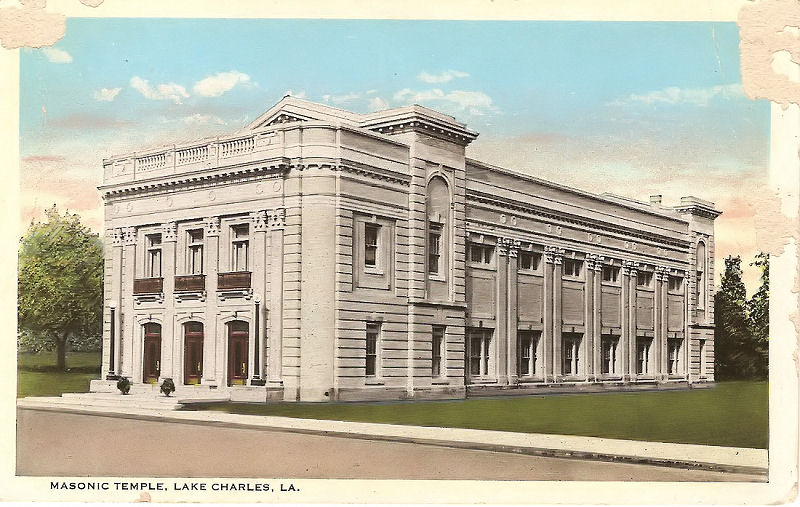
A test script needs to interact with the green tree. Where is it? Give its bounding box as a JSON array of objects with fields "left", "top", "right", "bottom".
[
  {"left": 18, "top": 207, "right": 103, "bottom": 371},
  {"left": 747, "top": 252, "right": 769, "bottom": 376},
  {"left": 714, "top": 255, "right": 749, "bottom": 379}
]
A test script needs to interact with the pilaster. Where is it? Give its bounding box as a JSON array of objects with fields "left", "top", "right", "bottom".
[
  {"left": 161, "top": 221, "right": 177, "bottom": 382},
  {"left": 543, "top": 249, "right": 554, "bottom": 382},
  {"left": 106, "top": 228, "right": 124, "bottom": 378},
  {"left": 267, "top": 207, "right": 286, "bottom": 384},
  {"left": 495, "top": 239, "right": 509, "bottom": 384},
  {"left": 620, "top": 261, "right": 631, "bottom": 379},
  {"left": 546, "top": 246, "right": 565, "bottom": 378},
  {"left": 586, "top": 254, "right": 603, "bottom": 381},
  {"left": 626, "top": 261, "right": 640, "bottom": 379},
  {"left": 203, "top": 216, "right": 220, "bottom": 386},
  {"left": 120, "top": 226, "right": 137, "bottom": 380},
  {"left": 250, "top": 210, "right": 268, "bottom": 383},
  {"left": 498, "top": 236, "right": 520, "bottom": 384}
]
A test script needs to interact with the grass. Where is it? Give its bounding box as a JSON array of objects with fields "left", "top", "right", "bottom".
[
  {"left": 17, "top": 351, "right": 100, "bottom": 398},
  {"left": 186, "top": 381, "right": 768, "bottom": 449}
]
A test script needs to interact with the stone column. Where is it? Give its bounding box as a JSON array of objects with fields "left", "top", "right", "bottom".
[
  {"left": 552, "top": 249, "right": 564, "bottom": 378},
  {"left": 542, "top": 249, "right": 554, "bottom": 382},
  {"left": 161, "top": 222, "right": 177, "bottom": 382},
  {"left": 684, "top": 270, "right": 691, "bottom": 380},
  {"left": 500, "top": 237, "right": 520, "bottom": 385},
  {"left": 592, "top": 256, "right": 603, "bottom": 381},
  {"left": 250, "top": 210, "right": 268, "bottom": 384},
  {"left": 120, "top": 227, "right": 137, "bottom": 380},
  {"left": 267, "top": 208, "right": 286, "bottom": 384},
  {"left": 659, "top": 266, "right": 670, "bottom": 378},
  {"left": 585, "top": 254, "right": 602, "bottom": 381},
  {"left": 620, "top": 261, "right": 631, "bottom": 379},
  {"left": 495, "top": 238, "right": 509, "bottom": 384},
  {"left": 203, "top": 217, "right": 221, "bottom": 386},
  {"left": 627, "top": 262, "right": 640, "bottom": 378}
]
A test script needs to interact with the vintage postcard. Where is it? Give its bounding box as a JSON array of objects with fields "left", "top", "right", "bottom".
[{"left": 1, "top": 0, "right": 797, "bottom": 504}]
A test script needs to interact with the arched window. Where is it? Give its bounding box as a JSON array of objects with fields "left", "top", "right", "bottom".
[
  {"left": 426, "top": 176, "right": 450, "bottom": 277},
  {"left": 696, "top": 242, "right": 706, "bottom": 309}
]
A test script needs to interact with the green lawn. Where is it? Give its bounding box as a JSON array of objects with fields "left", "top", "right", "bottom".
[
  {"left": 17, "top": 351, "right": 100, "bottom": 398},
  {"left": 186, "top": 381, "right": 768, "bottom": 449}
]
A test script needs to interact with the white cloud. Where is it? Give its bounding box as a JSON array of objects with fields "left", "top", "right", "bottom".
[
  {"left": 610, "top": 84, "right": 745, "bottom": 107},
  {"left": 393, "top": 88, "right": 495, "bottom": 115},
  {"left": 330, "top": 92, "right": 361, "bottom": 104},
  {"left": 183, "top": 114, "right": 226, "bottom": 126},
  {"left": 93, "top": 87, "right": 122, "bottom": 102},
  {"left": 130, "top": 76, "right": 189, "bottom": 104},
  {"left": 41, "top": 47, "right": 72, "bottom": 64},
  {"left": 417, "top": 70, "right": 469, "bottom": 84},
  {"left": 284, "top": 89, "right": 306, "bottom": 99},
  {"left": 368, "top": 96, "right": 389, "bottom": 111},
  {"left": 192, "top": 71, "right": 251, "bottom": 98}
]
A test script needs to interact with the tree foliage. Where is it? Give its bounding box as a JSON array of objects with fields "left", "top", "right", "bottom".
[
  {"left": 714, "top": 254, "right": 769, "bottom": 380},
  {"left": 18, "top": 207, "right": 104, "bottom": 370}
]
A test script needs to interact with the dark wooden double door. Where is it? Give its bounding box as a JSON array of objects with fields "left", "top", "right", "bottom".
[
  {"left": 184, "top": 322, "right": 204, "bottom": 385},
  {"left": 143, "top": 323, "right": 161, "bottom": 384},
  {"left": 227, "top": 321, "right": 249, "bottom": 386}
]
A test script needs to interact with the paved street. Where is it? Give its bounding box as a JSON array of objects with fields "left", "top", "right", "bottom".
[{"left": 17, "top": 408, "right": 764, "bottom": 481}]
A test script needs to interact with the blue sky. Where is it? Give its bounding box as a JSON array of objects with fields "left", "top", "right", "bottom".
[{"left": 19, "top": 18, "right": 770, "bottom": 289}]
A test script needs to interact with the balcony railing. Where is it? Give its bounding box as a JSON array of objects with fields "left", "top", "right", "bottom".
[
  {"left": 133, "top": 277, "right": 164, "bottom": 294},
  {"left": 175, "top": 274, "right": 206, "bottom": 292},
  {"left": 218, "top": 271, "right": 251, "bottom": 290}
]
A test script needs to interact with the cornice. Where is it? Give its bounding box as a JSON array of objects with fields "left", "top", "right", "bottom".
[{"left": 467, "top": 189, "right": 690, "bottom": 249}]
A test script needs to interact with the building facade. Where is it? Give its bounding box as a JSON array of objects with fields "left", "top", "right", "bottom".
[{"left": 92, "top": 97, "right": 720, "bottom": 402}]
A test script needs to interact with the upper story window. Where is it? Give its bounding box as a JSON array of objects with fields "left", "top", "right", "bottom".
[
  {"left": 668, "top": 275, "right": 683, "bottom": 292},
  {"left": 187, "top": 229, "right": 204, "bottom": 275},
  {"left": 637, "top": 271, "right": 654, "bottom": 288},
  {"left": 469, "top": 243, "right": 494, "bottom": 265},
  {"left": 146, "top": 233, "right": 162, "bottom": 278},
  {"left": 696, "top": 242, "right": 706, "bottom": 309},
  {"left": 428, "top": 223, "right": 442, "bottom": 276},
  {"left": 602, "top": 265, "right": 620, "bottom": 283},
  {"left": 563, "top": 259, "right": 582, "bottom": 278},
  {"left": 231, "top": 224, "right": 249, "bottom": 272},
  {"left": 518, "top": 251, "right": 542, "bottom": 272},
  {"left": 364, "top": 223, "right": 380, "bottom": 269}
]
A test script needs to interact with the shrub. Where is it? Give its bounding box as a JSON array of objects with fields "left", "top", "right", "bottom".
[
  {"left": 160, "top": 378, "right": 176, "bottom": 397},
  {"left": 116, "top": 377, "right": 131, "bottom": 395}
]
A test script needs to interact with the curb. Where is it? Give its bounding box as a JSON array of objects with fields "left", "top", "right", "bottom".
[{"left": 17, "top": 400, "right": 768, "bottom": 476}]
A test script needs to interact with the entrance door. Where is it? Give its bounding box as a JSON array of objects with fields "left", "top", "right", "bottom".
[
  {"left": 227, "top": 321, "right": 249, "bottom": 386},
  {"left": 183, "top": 322, "right": 204, "bottom": 385},
  {"left": 142, "top": 323, "right": 161, "bottom": 384}
]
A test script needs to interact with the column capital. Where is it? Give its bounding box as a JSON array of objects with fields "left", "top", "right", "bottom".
[
  {"left": 122, "top": 226, "right": 137, "bottom": 246},
  {"left": 497, "top": 236, "right": 521, "bottom": 258},
  {"left": 621, "top": 260, "right": 640, "bottom": 276},
  {"left": 586, "top": 253, "right": 605, "bottom": 272},
  {"left": 268, "top": 207, "right": 287, "bottom": 229},
  {"left": 544, "top": 245, "right": 565, "bottom": 264},
  {"left": 162, "top": 221, "right": 177, "bottom": 242},
  {"left": 250, "top": 210, "right": 269, "bottom": 232},
  {"left": 655, "top": 265, "right": 670, "bottom": 281},
  {"left": 111, "top": 228, "right": 124, "bottom": 247},
  {"left": 204, "top": 216, "right": 221, "bottom": 237}
]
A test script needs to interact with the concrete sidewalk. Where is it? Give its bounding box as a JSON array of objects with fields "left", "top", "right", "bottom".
[{"left": 17, "top": 395, "right": 767, "bottom": 475}]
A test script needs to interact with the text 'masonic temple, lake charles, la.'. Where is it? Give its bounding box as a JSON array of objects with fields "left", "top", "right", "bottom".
[{"left": 91, "top": 97, "right": 720, "bottom": 402}]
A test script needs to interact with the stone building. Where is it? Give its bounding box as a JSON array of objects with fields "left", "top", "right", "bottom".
[{"left": 91, "top": 97, "right": 720, "bottom": 402}]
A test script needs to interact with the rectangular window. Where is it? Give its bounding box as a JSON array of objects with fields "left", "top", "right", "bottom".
[
  {"left": 231, "top": 224, "right": 249, "bottom": 272},
  {"left": 365, "top": 322, "right": 380, "bottom": 377},
  {"left": 699, "top": 339, "right": 707, "bottom": 377},
  {"left": 146, "top": 233, "right": 162, "bottom": 278},
  {"left": 668, "top": 338, "right": 682, "bottom": 375},
  {"left": 602, "top": 265, "right": 620, "bottom": 283},
  {"left": 636, "top": 337, "right": 652, "bottom": 374},
  {"left": 563, "top": 259, "right": 582, "bottom": 278},
  {"left": 468, "top": 243, "right": 493, "bottom": 265},
  {"left": 562, "top": 334, "right": 582, "bottom": 375},
  {"left": 668, "top": 275, "right": 683, "bottom": 292},
  {"left": 364, "top": 223, "right": 380, "bottom": 268},
  {"left": 601, "top": 335, "right": 619, "bottom": 374},
  {"left": 637, "top": 271, "right": 654, "bottom": 288},
  {"left": 187, "top": 229, "right": 204, "bottom": 275},
  {"left": 518, "top": 252, "right": 542, "bottom": 271},
  {"left": 428, "top": 223, "right": 442, "bottom": 275},
  {"left": 518, "top": 330, "right": 540, "bottom": 376},
  {"left": 467, "top": 328, "right": 493, "bottom": 377},
  {"left": 431, "top": 326, "right": 445, "bottom": 377},
  {"left": 696, "top": 270, "right": 704, "bottom": 308}
]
